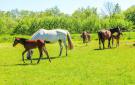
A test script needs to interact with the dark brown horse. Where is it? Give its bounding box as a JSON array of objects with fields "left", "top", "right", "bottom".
[
  {"left": 112, "top": 31, "right": 123, "bottom": 47},
  {"left": 81, "top": 31, "right": 91, "bottom": 45},
  {"left": 98, "top": 27, "right": 121, "bottom": 49},
  {"left": 13, "top": 38, "right": 51, "bottom": 64}
]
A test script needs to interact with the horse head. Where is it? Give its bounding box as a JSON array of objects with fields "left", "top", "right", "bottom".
[
  {"left": 13, "top": 37, "right": 21, "bottom": 47},
  {"left": 13, "top": 37, "right": 27, "bottom": 47},
  {"left": 110, "top": 26, "right": 122, "bottom": 35}
]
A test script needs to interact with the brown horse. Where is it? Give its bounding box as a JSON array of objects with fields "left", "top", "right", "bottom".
[
  {"left": 98, "top": 27, "right": 121, "bottom": 49},
  {"left": 81, "top": 31, "right": 91, "bottom": 45},
  {"left": 112, "top": 32, "right": 123, "bottom": 47},
  {"left": 13, "top": 38, "right": 51, "bottom": 64}
]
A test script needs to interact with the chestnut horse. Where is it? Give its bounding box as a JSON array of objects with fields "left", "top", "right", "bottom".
[
  {"left": 81, "top": 31, "right": 91, "bottom": 45},
  {"left": 13, "top": 38, "right": 51, "bottom": 64},
  {"left": 98, "top": 27, "right": 121, "bottom": 49}
]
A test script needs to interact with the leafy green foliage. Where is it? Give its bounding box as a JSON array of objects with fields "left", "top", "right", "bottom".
[
  {"left": 124, "top": 6, "right": 135, "bottom": 24},
  {"left": 0, "top": 5, "right": 135, "bottom": 35}
]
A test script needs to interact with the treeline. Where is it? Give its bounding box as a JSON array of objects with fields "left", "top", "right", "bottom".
[{"left": 0, "top": 3, "right": 135, "bottom": 35}]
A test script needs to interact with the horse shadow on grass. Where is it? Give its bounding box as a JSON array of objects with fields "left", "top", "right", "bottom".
[
  {"left": 16, "top": 56, "right": 63, "bottom": 66},
  {"left": 31, "top": 56, "right": 60, "bottom": 60},
  {"left": 0, "top": 56, "right": 65, "bottom": 66},
  {"left": 94, "top": 47, "right": 116, "bottom": 50}
]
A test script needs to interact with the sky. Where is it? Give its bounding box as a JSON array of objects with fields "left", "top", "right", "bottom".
[{"left": 0, "top": 0, "right": 135, "bottom": 14}]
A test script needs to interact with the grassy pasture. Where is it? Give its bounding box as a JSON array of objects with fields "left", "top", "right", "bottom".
[{"left": 0, "top": 33, "right": 135, "bottom": 85}]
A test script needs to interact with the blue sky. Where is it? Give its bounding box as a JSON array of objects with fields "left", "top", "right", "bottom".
[{"left": 0, "top": 0, "right": 135, "bottom": 14}]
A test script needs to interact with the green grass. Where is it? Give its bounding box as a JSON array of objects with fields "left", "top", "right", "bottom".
[
  {"left": 0, "top": 32, "right": 135, "bottom": 43},
  {"left": 0, "top": 34, "right": 135, "bottom": 85}
]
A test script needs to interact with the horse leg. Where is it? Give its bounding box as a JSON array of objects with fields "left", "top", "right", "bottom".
[
  {"left": 27, "top": 50, "right": 31, "bottom": 60},
  {"left": 86, "top": 37, "right": 88, "bottom": 43},
  {"left": 37, "top": 48, "right": 43, "bottom": 64},
  {"left": 118, "top": 39, "right": 119, "bottom": 47},
  {"left": 58, "top": 40, "right": 63, "bottom": 57},
  {"left": 30, "top": 50, "right": 33, "bottom": 63},
  {"left": 29, "top": 50, "right": 32, "bottom": 63},
  {"left": 88, "top": 35, "right": 90, "bottom": 42},
  {"left": 99, "top": 38, "right": 101, "bottom": 49},
  {"left": 101, "top": 39, "right": 105, "bottom": 49},
  {"left": 22, "top": 50, "right": 27, "bottom": 63},
  {"left": 112, "top": 37, "right": 114, "bottom": 47},
  {"left": 27, "top": 50, "right": 33, "bottom": 60},
  {"left": 116, "top": 38, "right": 119, "bottom": 47},
  {"left": 108, "top": 38, "right": 111, "bottom": 48},
  {"left": 83, "top": 37, "right": 85, "bottom": 43},
  {"left": 27, "top": 50, "right": 33, "bottom": 63},
  {"left": 43, "top": 47, "right": 51, "bottom": 62},
  {"left": 86, "top": 36, "right": 88, "bottom": 46},
  {"left": 63, "top": 41, "right": 68, "bottom": 56}
]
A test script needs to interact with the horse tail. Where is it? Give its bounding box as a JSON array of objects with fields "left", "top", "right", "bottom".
[
  {"left": 98, "top": 31, "right": 102, "bottom": 40},
  {"left": 67, "top": 32, "right": 74, "bottom": 50},
  {"left": 98, "top": 31, "right": 102, "bottom": 49}
]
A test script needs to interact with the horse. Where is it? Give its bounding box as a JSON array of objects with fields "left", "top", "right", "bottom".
[
  {"left": 27, "top": 29, "right": 74, "bottom": 59},
  {"left": 13, "top": 37, "right": 51, "bottom": 64},
  {"left": 80, "top": 31, "right": 91, "bottom": 45},
  {"left": 98, "top": 27, "right": 121, "bottom": 49},
  {"left": 112, "top": 31, "right": 123, "bottom": 47}
]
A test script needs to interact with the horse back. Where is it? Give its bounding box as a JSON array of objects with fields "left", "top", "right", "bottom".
[
  {"left": 98, "top": 30, "right": 111, "bottom": 39},
  {"left": 37, "top": 40, "right": 45, "bottom": 46},
  {"left": 24, "top": 40, "right": 45, "bottom": 49}
]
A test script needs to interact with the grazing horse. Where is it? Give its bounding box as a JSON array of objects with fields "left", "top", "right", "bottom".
[
  {"left": 13, "top": 37, "right": 51, "bottom": 64},
  {"left": 80, "top": 31, "right": 91, "bottom": 45},
  {"left": 27, "top": 29, "right": 74, "bottom": 59},
  {"left": 112, "top": 31, "right": 123, "bottom": 47},
  {"left": 98, "top": 27, "right": 121, "bottom": 49}
]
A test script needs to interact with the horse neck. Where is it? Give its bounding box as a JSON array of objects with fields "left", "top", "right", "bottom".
[
  {"left": 110, "top": 29, "right": 114, "bottom": 34},
  {"left": 110, "top": 29, "right": 119, "bottom": 34},
  {"left": 19, "top": 39, "right": 26, "bottom": 45}
]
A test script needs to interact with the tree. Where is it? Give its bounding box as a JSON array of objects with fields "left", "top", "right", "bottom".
[
  {"left": 102, "top": 2, "right": 121, "bottom": 16},
  {"left": 44, "top": 6, "right": 61, "bottom": 16},
  {"left": 124, "top": 6, "right": 135, "bottom": 25},
  {"left": 113, "top": 3, "right": 121, "bottom": 14}
]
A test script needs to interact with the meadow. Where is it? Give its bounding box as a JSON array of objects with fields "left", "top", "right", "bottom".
[{"left": 0, "top": 32, "right": 135, "bottom": 85}]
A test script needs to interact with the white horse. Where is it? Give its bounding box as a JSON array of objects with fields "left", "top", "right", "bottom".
[{"left": 27, "top": 29, "right": 74, "bottom": 59}]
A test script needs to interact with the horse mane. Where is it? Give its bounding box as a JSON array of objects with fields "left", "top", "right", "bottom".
[
  {"left": 16, "top": 38, "right": 28, "bottom": 43},
  {"left": 109, "top": 27, "right": 119, "bottom": 34},
  {"left": 19, "top": 38, "right": 28, "bottom": 41}
]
